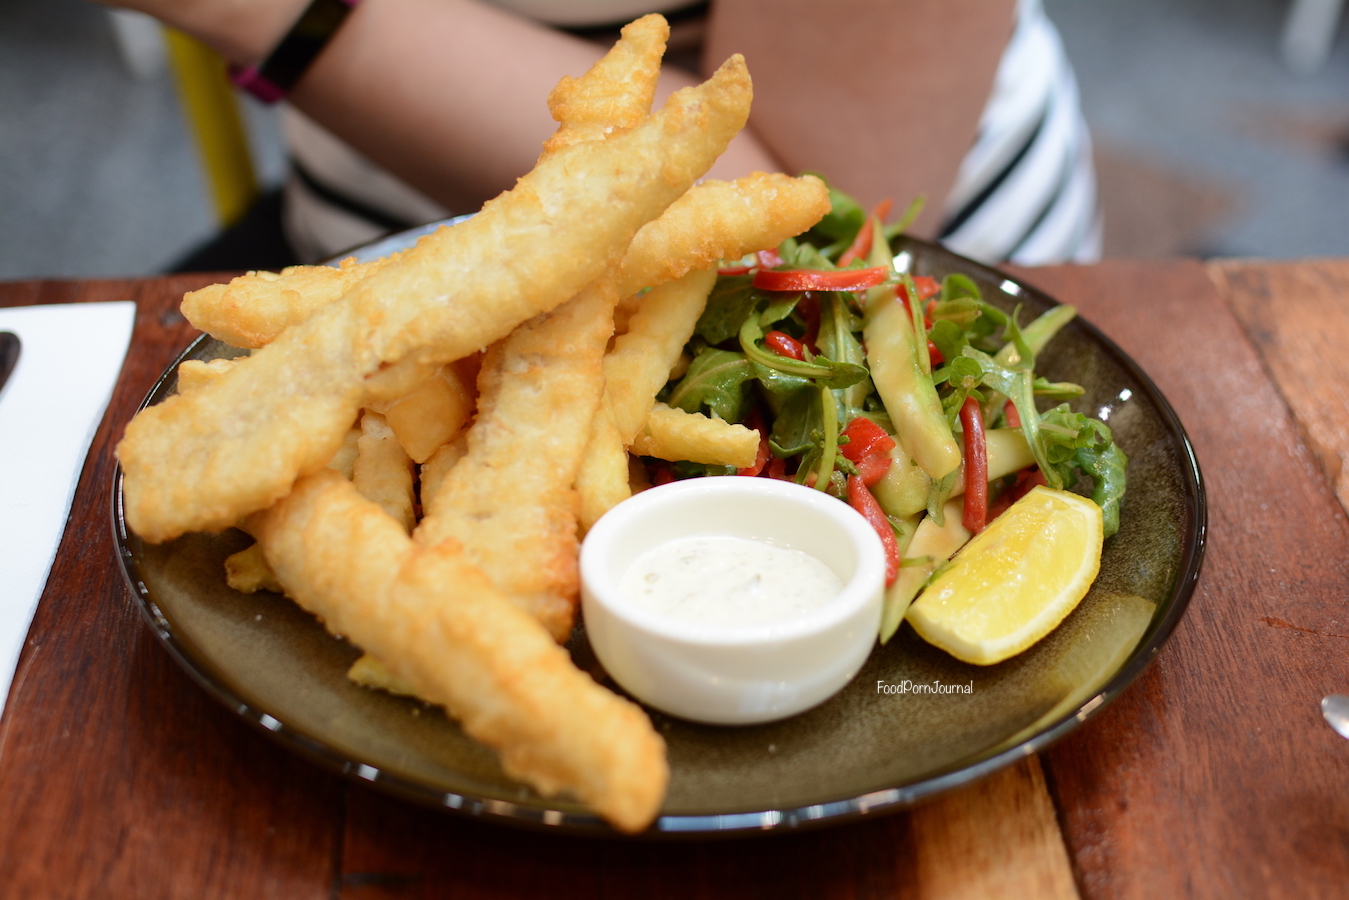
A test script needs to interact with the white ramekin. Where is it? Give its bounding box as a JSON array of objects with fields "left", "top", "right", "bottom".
[{"left": 580, "top": 477, "right": 885, "bottom": 725}]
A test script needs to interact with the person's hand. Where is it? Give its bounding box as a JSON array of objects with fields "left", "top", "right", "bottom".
[{"left": 88, "top": 0, "right": 308, "bottom": 63}]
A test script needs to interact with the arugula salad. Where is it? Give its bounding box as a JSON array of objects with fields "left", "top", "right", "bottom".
[{"left": 647, "top": 185, "right": 1128, "bottom": 641}]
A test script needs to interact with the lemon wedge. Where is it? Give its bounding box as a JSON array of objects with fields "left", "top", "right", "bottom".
[{"left": 906, "top": 486, "right": 1104, "bottom": 665}]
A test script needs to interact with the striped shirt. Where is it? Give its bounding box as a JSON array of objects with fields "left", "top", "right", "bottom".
[
  {"left": 282, "top": 0, "right": 1100, "bottom": 266},
  {"left": 938, "top": 0, "right": 1101, "bottom": 265}
]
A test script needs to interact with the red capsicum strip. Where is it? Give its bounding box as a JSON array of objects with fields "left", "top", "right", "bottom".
[
  {"left": 757, "top": 248, "right": 784, "bottom": 269},
  {"left": 839, "top": 417, "right": 895, "bottom": 462},
  {"left": 763, "top": 330, "right": 806, "bottom": 361},
  {"left": 836, "top": 199, "right": 893, "bottom": 267},
  {"left": 960, "top": 396, "right": 988, "bottom": 533},
  {"left": 987, "top": 466, "right": 1047, "bottom": 521},
  {"left": 913, "top": 275, "right": 941, "bottom": 300},
  {"left": 854, "top": 452, "right": 893, "bottom": 486},
  {"left": 847, "top": 475, "right": 898, "bottom": 585},
  {"left": 737, "top": 409, "right": 770, "bottom": 476},
  {"left": 797, "top": 292, "right": 821, "bottom": 352},
  {"left": 719, "top": 249, "right": 786, "bottom": 277},
  {"left": 738, "top": 434, "right": 770, "bottom": 477},
  {"left": 753, "top": 267, "right": 889, "bottom": 293}
]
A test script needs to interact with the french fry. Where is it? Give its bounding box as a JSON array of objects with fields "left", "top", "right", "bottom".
[
  {"left": 253, "top": 471, "right": 668, "bottom": 833},
  {"left": 418, "top": 433, "right": 469, "bottom": 517},
  {"left": 605, "top": 268, "right": 718, "bottom": 442},
  {"left": 575, "top": 268, "right": 715, "bottom": 528},
  {"left": 576, "top": 402, "right": 632, "bottom": 532},
  {"left": 347, "top": 653, "right": 417, "bottom": 696},
  {"left": 327, "top": 426, "right": 362, "bottom": 481},
  {"left": 224, "top": 543, "right": 284, "bottom": 594},
  {"left": 352, "top": 411, "right": 416, "bottom": 533},
  {"left": 370, "top": 365, "right": 475, "bottom": 464},
  {"left": 631, "top": 402, "right": 760, "bottom": 467}
]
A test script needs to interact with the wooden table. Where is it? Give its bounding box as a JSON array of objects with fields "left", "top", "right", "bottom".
[{"left": 2, "top": 259, "right": 1347, "bottom": 898}]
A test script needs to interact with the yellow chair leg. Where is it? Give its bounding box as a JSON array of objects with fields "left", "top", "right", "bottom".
[{"left": 164, "top": 29, "right": 260, "bottom": 228}]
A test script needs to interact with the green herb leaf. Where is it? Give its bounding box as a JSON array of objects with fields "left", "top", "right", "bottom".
[
  {"left": 695, "top": 275, "right": 759, "bottom": 345},
  {"left": 666, "top": 348, "right": 756, "bottom": 422},
  {"left": 805, "top": 177, "right": 867, "bottom": 245},
  {"left": 739, "top": 315, "right": 869, "bottom": 389},
  {"left": 768, "top": 389, "right": 821, "bottom": 457}
]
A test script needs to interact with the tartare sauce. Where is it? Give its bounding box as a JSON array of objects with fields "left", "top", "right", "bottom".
[{"left": 621, "top": 535, "right": 843, "bottom": 628}]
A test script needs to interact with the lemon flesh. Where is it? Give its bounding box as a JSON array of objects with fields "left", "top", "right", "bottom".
[{"left": 906, "top": 486, "right": 1104, "bottom": 666}]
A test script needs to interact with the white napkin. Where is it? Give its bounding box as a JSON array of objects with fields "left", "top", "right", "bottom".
[{"left": 0, "top": 302, "right": 136, "bottom": 719}]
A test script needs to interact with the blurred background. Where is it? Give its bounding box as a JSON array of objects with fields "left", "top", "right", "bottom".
[{"left": 3, "top": 0, "right": 1349, "bottom": 279}]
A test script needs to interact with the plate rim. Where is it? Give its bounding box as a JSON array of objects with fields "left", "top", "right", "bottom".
[{"left": 111, "top": 229, "right": 1206, "bottom": 838}]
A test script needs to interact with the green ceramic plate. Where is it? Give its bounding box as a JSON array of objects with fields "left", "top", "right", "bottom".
[{"left": 113, "top": 231, "right": 1205, "bottom": 836}]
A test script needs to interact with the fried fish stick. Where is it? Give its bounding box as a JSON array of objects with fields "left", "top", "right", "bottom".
[
  {"left": 542, "top": 14, "right": 667, "bottom": 154},
  {"left": 182, "top": 17, "right": 669, "bottom": 353},
  {"left": 183, "top": 170, "right": 824, "bottom": 356},
  {"left": 118, "top": 57, "right": 753, "bottom": 542},
  {"left": 181, "top": 257, "right": 394, "bottom": 349},
  {"left": 175, "top": 357, "right": 240, "bottom": 395},
  {"left": 254, "top": 471, "right": 667, "bottom": 832},
  {"left": 616, "top": 172, "right": 830, "bottom": 298},
  {"left": 347, "top": 653, "right": 416, "bottom": 696},
  {"left": 415, "top": 276, "right": 619, "bottom": 641},
  {"left": 632, "top": 403, "right": 761, "bottom": 467}
]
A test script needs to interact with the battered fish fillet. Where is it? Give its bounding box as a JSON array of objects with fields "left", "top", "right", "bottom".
[
  {"left": 377, "top": 16, "right": 668, "bottom": 637},
  {"left": 118, "top": 56, "right": 752, "bottom": 542},
  {"left": 616, "top": 172, "right": 830, "bottom": 298},
  {"left": 180, "top": 15, "right": 670, "bottom": 352},
  {"left": 253, "top": 471, "right": 668, "bottom": 833},
  {"left": 181, "top": 257, "right": 394, "bottom": 350},
  {"left": 543, "top": 14, "right": 667, "bottom": 154},
  {"left": 415, "top": 276, "right": 620, "bottom": 641}
]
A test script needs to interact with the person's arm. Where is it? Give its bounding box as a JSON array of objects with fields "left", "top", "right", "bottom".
[
  {"left": 95, "top": 0, "right": 779, "bottom": 213},
  {"left": 702, "top": 0, "right": 1018, "bottom": 237}
]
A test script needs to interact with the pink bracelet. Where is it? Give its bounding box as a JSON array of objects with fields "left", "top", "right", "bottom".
[{"left": 229, "top": 0, "right": 361, "bottom": 103}]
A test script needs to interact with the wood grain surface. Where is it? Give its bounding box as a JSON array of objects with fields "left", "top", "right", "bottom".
[
  {"left": 1, "top": 261, "right": 1345, "bottom": 898},
  {"left": 1024, "top": 260, "right": 1349, "bottom": 900},
  {"left": 1211, "top": 259, "right": 1349, "bottom": 514}
]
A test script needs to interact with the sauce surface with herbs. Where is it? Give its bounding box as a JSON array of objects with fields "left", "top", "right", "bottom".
[{"left": 622, "top": 535, "right": 843, "bottom": 628}]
